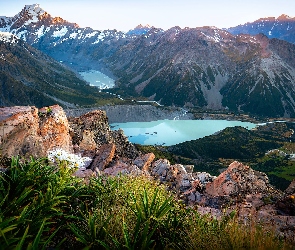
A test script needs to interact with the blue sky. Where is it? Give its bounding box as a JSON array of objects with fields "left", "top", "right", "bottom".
[{"left": 1, "top": 0, "right": 295, "bottom": 31}]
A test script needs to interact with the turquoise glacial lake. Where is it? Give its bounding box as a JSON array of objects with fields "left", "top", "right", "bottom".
[
  {"left": 111, "top": 119, "right": 256, "bottom": 146},
  {"left": 79, "top": 70, "right": 115, "bottom": 89}
]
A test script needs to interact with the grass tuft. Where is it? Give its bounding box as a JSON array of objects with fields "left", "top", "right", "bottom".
[{"left": 0, "top": 157, "right": 292, "bottom": 249}]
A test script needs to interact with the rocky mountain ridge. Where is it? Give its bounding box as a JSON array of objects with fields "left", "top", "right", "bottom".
[
  {"left": 0, "top": 4, "right": 133, "bottom": 72},
  {"left": 126, "top": 24, "right": 158, "bottom": 36},
  {"left": 0, "top": 104, "right": 294, "bottom": 242},
  {"left": 227, "top": 14, "right": 295, "bottom": 44},
  {"left": 109, "top": 29, "right": 295, "bottom": 117},
  {"left": 1, "top": 5, "right": 295, "bottom": 117}
]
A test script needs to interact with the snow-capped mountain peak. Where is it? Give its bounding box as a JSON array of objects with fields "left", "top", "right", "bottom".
[
  {"left": 134, "top": 24, "right": 151, "bottom": 29},
  {"left": 17, "top": 3, "right": 46, "bottom": 26},
  {"left": 126, "top": 24, "right": 154, "bottom": 36},
  {"left": 23, "top": 4, "right": 45, "bottom": 16}
]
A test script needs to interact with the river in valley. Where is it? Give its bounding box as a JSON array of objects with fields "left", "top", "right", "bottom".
[{"left": 111, "top": 119, "right": 256, "bottom": 146}]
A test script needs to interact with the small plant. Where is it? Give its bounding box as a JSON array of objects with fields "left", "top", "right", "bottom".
[{"left": 47, "top": 148, "right": 92, "bottom": 169}]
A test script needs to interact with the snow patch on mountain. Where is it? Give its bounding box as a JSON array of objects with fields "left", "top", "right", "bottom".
[
  {"left": 35, "top": 25, "right": 45, "bottom": 38},
  {"left": 53, "top": 26, "right": 68, "bottom": 37},
  {"left": 85, "top": 31, "right": 98, "bottom": 39},
  {"left": 92, "top": 33, "right": 106, "bottom": 44},
  {"left": 0, "top": 17, "right": 12, "bottom": 32},
  {"left": 17, "top": 30, "right": 28, "bottom": 41},
  {"left": 0, "top": 31, "right": 18, "bottom": 44}
]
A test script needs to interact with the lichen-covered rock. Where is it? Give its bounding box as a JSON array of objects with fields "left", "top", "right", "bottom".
[
  {"left": 68, "top": 111, "right": 139, "bottom": 159},
  {"left": 79, "top": 130, "right": 97, "bottom": 151},
  {"left": 276, "top": 195, "right": 295, "bottom": 216},
  {"left": 68, "top": 110, "right": 113, "bottom": 150},
  {"left": 38, "top": 105, "right": 73, "bottom": 154},
  {"left": 110, "top": 129, "right": 139, "bottom": 159},
  {"left": 151, "top": 159, "right": 198, "bottom": 194},
  {"left": 0, "top": 105, "right": 72, "bottom": 158},
  {"left": 151, "top": 159, "right": 171, "bottom": 181}
]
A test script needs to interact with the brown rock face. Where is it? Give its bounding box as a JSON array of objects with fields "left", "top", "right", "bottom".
[
  {"left": 205, "top": 161, "right": 269, "bottom": 197},
  {"left": 89, "top": 143, "right": 116, "bottom": 172},
  {"left": 0, "top": 105, "right": 72, "bottom": 158},
  {"left": 133, "top": 153, "right": 155, "bottom": 171},
  {"left": 38, "top": 105, "right": 73, "bottom": 153},
  {"left": 68, "top": 111, "right": 139, "bottom": 159},
  {"left": 103, "top": 159, "right": 143, "bottom": 177},
  {"left": 69, "top": 110, "right": 113, "bottom": 150}
]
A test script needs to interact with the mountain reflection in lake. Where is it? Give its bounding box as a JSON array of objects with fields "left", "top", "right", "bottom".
[{"left": 111, "top": 119, "right": 256, "bottom": 146}]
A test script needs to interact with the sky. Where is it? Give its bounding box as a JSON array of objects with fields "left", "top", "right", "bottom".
[{"left": 1, "top": 0, "right": 295, "bottom": 32}]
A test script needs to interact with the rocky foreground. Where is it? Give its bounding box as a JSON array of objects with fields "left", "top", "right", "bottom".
[{"left": 0, "top": 105, "right": 294, "bottom": 242}]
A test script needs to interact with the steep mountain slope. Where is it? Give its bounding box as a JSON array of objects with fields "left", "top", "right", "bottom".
[
  {"left": 0, "top": 31, "right": 108, "bottom": 107},
  {"left": 227, "top": 14, "right": 295, "bottom": 44},
  {"left": 2, "top": 5, "right": 295, "bottom": 117},
  {"left": 0, "top": 4, "right": 131, "bottom": 72},
  {"left": 108, "top": 29, "right": 295, "bottom": 117}
]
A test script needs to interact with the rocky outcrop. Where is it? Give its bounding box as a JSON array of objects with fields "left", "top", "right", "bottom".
[
  {"left": 103, "top": 159, "right": 143, "bottom": 177},
  {"left": 68, "top": 110, "right": 113, "bottom": 150},
  {"left": 0, "top": 105, "right": 72, "bottom": 158},
  {"left": 68, "top": 110, "right": 139, "bottom": 159},
  {"left": 205, "top": 161, "right": 270, "bottom": 197},
  {"left": 285, "top": 179, "right": 295, "bottom": 195},
  {"left": 150, "top": 159, "right": 215, "bottom": 195}
]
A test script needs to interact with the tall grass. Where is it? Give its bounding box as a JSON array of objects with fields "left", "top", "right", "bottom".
[{"left": 0, "top": 157, "right": 292, "bottom": 249}]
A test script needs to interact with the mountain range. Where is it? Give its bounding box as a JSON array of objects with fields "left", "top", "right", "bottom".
[
  {"left": 1, "top": 4, "right": 295, "bottom": 117},
  {"left": 227, "top": 14, "right": 295, "bottom": 44}
]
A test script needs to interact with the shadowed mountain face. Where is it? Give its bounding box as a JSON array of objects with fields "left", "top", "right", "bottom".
[
  {"left": 226, "top": 14, "right": 295, "bottom": 44},
  {"left": 0, "top": 32, "right": 107, "bottom": 107},
  {"left": 1, "top": 5, "right": 295, "bottom": 117}
]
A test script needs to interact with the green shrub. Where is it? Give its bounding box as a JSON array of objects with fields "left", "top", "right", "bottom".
[{"left": 0, "top": 157, "right": 291, "bottom": 249}]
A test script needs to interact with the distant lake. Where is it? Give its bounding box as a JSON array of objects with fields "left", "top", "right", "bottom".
[
  {"left": 111, "top": 119, "right": 256, "bottom": 146},
  {"left": 79, "top": 70, "right": 115, "bottom": 89}
]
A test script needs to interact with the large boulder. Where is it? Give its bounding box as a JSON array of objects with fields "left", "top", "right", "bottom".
[
  {"left": 89, "top": 143, "right": 116, "bottom": 172},
  {"left": 133, "top": 153, "right": 155, "bottom": 171},
  {"left": 205, "top": 161, "right": 270, "bottom": 197},
  {"left": 0, "top": 105, "right": 72, "bottom": 158}
]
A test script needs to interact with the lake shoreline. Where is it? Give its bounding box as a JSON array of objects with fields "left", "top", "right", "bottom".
[{"left": 111, "top": 119, "right": 256, "bottom": 146}]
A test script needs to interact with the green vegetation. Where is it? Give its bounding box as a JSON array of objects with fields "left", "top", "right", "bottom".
[
  {"left": 0, "top": 157, "right": 291, "bottom": 249},
  {"left": 134, "top": 122, "right": 295, "bottom": 190},
  {"left": 165, "top": 122, "right": 295, "bottom": 190}
]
